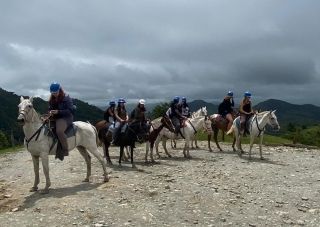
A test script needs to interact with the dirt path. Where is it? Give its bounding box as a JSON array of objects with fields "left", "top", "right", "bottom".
[{"left": 0, "top": 142, "right": 320, "bottom": 226}]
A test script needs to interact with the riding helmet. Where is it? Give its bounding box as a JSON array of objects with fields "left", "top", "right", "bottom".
[
  {"left": 118, "top": 98, "right": 126, "bottom": 103},
  {"left": 139, "top": 99, "right": 146, "bottom": 105},
  {"left": 173, "top": 96, "right": 180, "bottom": 103},
  {"left": 50, "top": 82, "right": 60, "bottom": 93},
  {"left": 227, "top": 91, "right": 233, "bottom": 97},
  {"left": 244, "top": 91, "right": 251, "bottom": 97}
]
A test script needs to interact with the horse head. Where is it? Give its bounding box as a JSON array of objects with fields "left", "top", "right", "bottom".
[
  {"left": 128, "top": 121, "right": 150, "bottom": 143},
  {"left": 17, "top": 96, "right": 35, "bottom": 125},
  {"left": 200, "top": 106, "right": 208, "bottom": 117},
  {"left": 267, "top": 110, "right": 280, "bottom": 131},
  {"left": 161, "top": 115, "right": 175, "bottom": 132}
]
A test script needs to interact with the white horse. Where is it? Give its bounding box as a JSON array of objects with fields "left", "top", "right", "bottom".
[
  {"left": 155, "top": 116, "right": 208, "bottom": 158},
  {"left": 227, "top": 110, "right": 280, "bottom": 159},
  {"left": 17, "top": 97, "right": 109, "bottom": 194},
  {"left": 171, "top": 106, "right": 208, "bottom": 149}
]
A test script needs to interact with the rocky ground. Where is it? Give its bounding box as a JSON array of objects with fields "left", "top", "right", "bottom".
[{"left": 0, "top": 141, "right": 320, "bottom": 227}]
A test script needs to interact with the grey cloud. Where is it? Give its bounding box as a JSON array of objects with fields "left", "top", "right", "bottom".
[{"left": 1, "top": 0, "right": 320, "bottom": 106}]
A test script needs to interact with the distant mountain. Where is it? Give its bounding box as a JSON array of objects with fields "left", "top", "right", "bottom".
[
  {"left": 254, "top": 99, "right": 320, "bottom": 131},
  {"left": 188, "top": 99, "right": 218, "bottom": 114},
  {"left": 1, "top": 87, "right": 320, "bottom": 143}
]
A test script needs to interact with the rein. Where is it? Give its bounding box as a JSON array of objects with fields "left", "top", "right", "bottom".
[
  {"left": 253, "top": 115, "right": 264, "bottom": 137},
  {"left": 187, "top": 119, "right": 197, "bottom": 134},
  {"left": 25, "top": 122, "right": 47, "bottom": 148}
]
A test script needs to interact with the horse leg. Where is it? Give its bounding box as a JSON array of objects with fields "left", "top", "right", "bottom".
[
  {"left": 232, "top": 136, "right": 236, "bottom": 152},
  {"left": 77, "top": 146, "right": 92, "bottom": 182},
  {"left": 195, "top": 138, "right": 199, "bottom": 149},
  {"left": 104, "top": 142, "right": 112, "bottom": 165},
  {"left": 30, "top": 155, "right": 40, "bottom": 192},
  {"left": 145, "top": 141, "right": 150, "bottom": 163},
  {"left": 183, "top": 141, "right": 187, "bottom": 158},
  {"left": 150, "top": 141, "right": 155, "bottom": 163},
  {"left": 186, "top": 139, "right": 191, "bottom": 158},
  {"left": 214, "top": 129, "right": 222, "bottom": 152},
  {"left": 208, "top": 134, "right": 212, "bottom": 152},
  {"left": 131, "top": 146, "right": 136, "bottom": 168},
  {"left": 85, "top": 146, "right": 109, "bottom": 182},
  {"left": 119, "top": 146, "right": 124, "bottom": 167},
  {"left": 162, "top": 138, "right": 172, "bottom": 158},
  {"left": 259, "top": 135, "right": 264, "bottom": 160},
  {"left": 249, "top": 135, "right": 255, "bottom": 160},
  {"left": 155, "top": 136, "right": 162, "bottom": 158},
  {"left": 40, "top": 153, "right": 51, "bottom": 194}
]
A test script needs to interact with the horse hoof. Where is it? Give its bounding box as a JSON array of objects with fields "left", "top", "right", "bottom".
[
  {"left": 82, "top": 178, "right": 89, "bottom": 182},
  {"left": 30, "top": 187, "right": 38, "bottom": 192},
  {"left": 40, "top": 189, "right": 49, "bottom": 194},
  {"left": 104, "top": 176, "right": 109, "bottom": 182},
  {"left": 260, "top": 157, "right": 265, "bottom": 160},
  {"left": 168, "top": 155, "right": 172, "bottom": 158},
  {"left": 132, "top": 164, "right": 136, "bottom": 169}
]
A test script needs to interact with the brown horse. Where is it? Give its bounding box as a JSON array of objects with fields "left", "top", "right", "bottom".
[
  {"left": 208, "top": 113, "right": 237, "bottom": 152},
  {"left": 145, "top": 115, "right": 175, "bottom": 162}
]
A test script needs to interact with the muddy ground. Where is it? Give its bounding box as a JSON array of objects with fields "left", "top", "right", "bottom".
[{"left": 0, "top": 141, "right": 320, "bottom": 226}]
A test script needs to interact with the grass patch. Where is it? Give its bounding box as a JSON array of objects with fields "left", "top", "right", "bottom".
[
  {"left": 196, "top": 131, "right": 292, "bottom": 145},
  {"left": 0, "top": 146, "right": 24, "bottom": 155}
]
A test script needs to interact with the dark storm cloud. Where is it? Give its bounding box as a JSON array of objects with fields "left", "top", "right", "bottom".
[{"left": 0, "top": 0, "right": 320, "bottom": 106}]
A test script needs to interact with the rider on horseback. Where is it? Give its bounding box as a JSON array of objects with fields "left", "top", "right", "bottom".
[
  {"left": 218, "top": 91, "right": 234, "bottom": 130},
  {"left": 181, "top": 97, "right": 191, "bottom": 118},
  {"left": 113, "top": 98, "right": 129, "bottom": 144},
  {"left": 130, "top": 99, "right": 147, "bottom": 123},
  {"left": 167, "top": 96, "right": 186, "bottom": 136},
  {"left": 239, "top": 91, "right": 254, "bottom": 135},
  {"left": 104, "top": 100, "right": 116, "bottom": 139},
  {"left": 48, "top": 82, "right": 74, "bottom": 158}
]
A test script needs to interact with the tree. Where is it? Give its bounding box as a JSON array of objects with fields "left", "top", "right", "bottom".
[
  {"left": 151, "top": 102, "right": 170, "bottom": 119},
  {"left": 0, "top": 130, "right": 10, "bottom": 149}
]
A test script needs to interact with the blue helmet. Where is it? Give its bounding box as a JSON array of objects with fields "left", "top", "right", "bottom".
[
  {"left": 118, "top": 98, "right": 126, "bottom": 103},
  {"left": 173, "top": 96, "right": 180, "bottom": 103},
  {"left": 244, "top": 91, "right": 251, "bottom": 97},
  {"left": 227, "top": 91, "right": 233, "bottom": 97},
  {"left": 109, "top": 101, "right": 116, "bottom": 106},
  {"left": 50, "top": 82, "right": 60, "bottom": 93},
  {"left": 182, "top": 97, "right": 186, "bottom": 102}
]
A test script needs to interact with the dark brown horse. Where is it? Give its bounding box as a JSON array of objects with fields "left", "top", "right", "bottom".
[
  {"left": 208, "top": 113, "right": 236, "bottom": 152},
  {"left": 95, "top": 120, "right": 149, "bottom": 167}
]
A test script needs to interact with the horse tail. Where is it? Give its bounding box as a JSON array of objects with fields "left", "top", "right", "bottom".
[
  {"left": 88, "top": 121, "right": 102, "bottom": 147},
  {"left": 226, "top": 125, "right": 234, "bottom": 135}
]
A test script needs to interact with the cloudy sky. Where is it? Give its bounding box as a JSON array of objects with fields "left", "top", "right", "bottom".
[{"left": 1, "top": 0, "right": 320, "bottom": 106}]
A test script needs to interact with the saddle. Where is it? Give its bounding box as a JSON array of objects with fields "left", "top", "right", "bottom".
[
  {"left": 44, "top": 122, "right": 77, "bottom": 160},
  {"left": 235, "top": 117, "right": 250, "bottom": 135},
  {"left": 212, "top": 114, "right": 228, "bottom": 124}
]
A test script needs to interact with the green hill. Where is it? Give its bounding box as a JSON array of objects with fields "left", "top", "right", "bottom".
[{"left": 254, "top": 99, "right": 320, "bottom": 132}]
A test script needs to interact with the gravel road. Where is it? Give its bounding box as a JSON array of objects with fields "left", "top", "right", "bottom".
[{"left": 0, "top": 141, "right": 320, "bottom": 226}]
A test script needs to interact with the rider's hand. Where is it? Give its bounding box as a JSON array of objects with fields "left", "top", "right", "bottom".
[{"left": 50, "top": 110, "right": 58, "bottom": 115}]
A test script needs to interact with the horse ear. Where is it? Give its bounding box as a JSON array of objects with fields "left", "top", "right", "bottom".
[
  {"left": 273, "top": 109, "right": 277, "bottom": 113},
  {"left": 29, "top": 96, "right": 33, "bottom": 103},
  {"left": 20, "top": 96, "right": 24, "bottom": 102}
]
